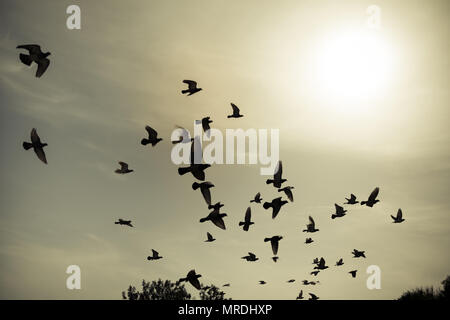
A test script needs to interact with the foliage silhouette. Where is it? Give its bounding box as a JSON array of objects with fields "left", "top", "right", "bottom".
[{"left": 398, "top": 275, "right": 450, "bottom": 301}]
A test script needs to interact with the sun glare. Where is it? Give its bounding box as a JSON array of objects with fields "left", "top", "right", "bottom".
[{"left": 313, "top": 30, "right": 395, "bottom": 101}]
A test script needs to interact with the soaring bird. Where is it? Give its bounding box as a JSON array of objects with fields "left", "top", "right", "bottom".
[
  {"left": 391, "top": 208, "right": 405, "bottom": 223},
  {"left": 313, "top": 258, "right": 329, "bottom": 270},
  {"left": 263, "top": 197, "right": 288, "bottom": 219},
  {"left": 309, "top": 293, "right": 319, "bottom": 300},
  {"left": 287, "top": 279, "right": 296, "bottom": 283},
  {"left": 296, "top": 290, "right": 304, "bottom": 300},
  {"left": 205, "top": 232, "right": 216, "bottom": 242},
  {"left": 264, "top": 236, "right": 283, "bottom": 255},
  {"left": 178, "top": 137, "right": 211, "bottom": 180},
  {"left": 305, "top": 238, "right": 314, "bottom": 244},
  {"left": 227, "top": 103, "right": 243, "bottom": 118},
  {"left": 302, "top": 280, "right": 311, "bottom": 285},
  {"left": 22, "top": 128, "right": 48, "bottom": 164},
  {"left": 147, "top": 249, "right": 162, "bottom": 261},
  {"left": 349, "top": 270, "right": 357, "bottom": 278},
  {"left": 335, "top": 258, "right": 344, "bottom": 266},
  {"left": 208, "top": 202, "right": 224, "bottom": 211},
  {"left": 266, "top": 161, "right": 287, "bottom": 188},
  {"left": 115, "top": 161, "right": 133, "bottom": 174},
  {"left": 115, "top": 219, "right": 133, "bottom": 227},
  {"left": 223, "top": 283, "right": 231, "bottom": 287},
  {"left": 250, "top": 192, "right": 263, "bottom": 204},
  {"left": 200, "top": 208, "right": 227, "bottom": 230},
  {"left": 172, "top": 126, "right": 191, "bottom": 144},
  {"left": 241, "top": 252, "right": 259, "bottom": 262},
  {"left": 278, "top": 186, "right": 294, "bottom": 202},
  {"left": 272, "top": 256, "right": 279, "bottom": 263},
  {"left": 178, "top": 270, "right": 202, "bottom": 290},
  {"left": 332, "top": 204, "right": 347, "bottom": 219},
  {"left": 361, "top": 187, "right": 380, "bottom": 207},
  {"left": 310, "top": 271, "right": 320, "bottom": 276},
  {"left": 141, "top": 125, "right": 162, "bottom": 146},
  {"left": 181, "top": 80, "right": 202, "bottom": 96},
  {"left": 17, "top": 44, "right": 51, "bottom": 77},
  {"left": 352, "top": 249, "right": 366, "bottom": 258},
  {"left": 259, "top": 281, "right": 266, "bottom": 285},
  {"left": 303, "top": 216, "right": 319, "bottom": 233},
  {"left": 344, "top": 194, "right": 359, "bottom": 204},
  {"left": 239, "top": 207, "right": 254, "bottom": 231},
  {"left": 192, "top": 181, "right": 215, "bottom": 206},
  {"left": 201, "top": 117, "right": 213, "bottom": 133}
]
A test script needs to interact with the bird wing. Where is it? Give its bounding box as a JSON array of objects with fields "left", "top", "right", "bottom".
[
  {"left": 190, "top": 277, "right": 201, "bottom": 290},
  {"left": 212, "top": 215, "right": 226, "bottom": 230},
  {"left": 369, "top": 187, "right": 379, "bottom": 202},
  {"left": 119, "top": 162, "right": 128, "bottom": 170},
  {"left": 201, "top": 187, "right": 212, "bottom": 206},
  {"left": 152, "top": 249, "right": 159, "bottom": 257},
  {"left": 36, "top": 58, "right": 50, "bottom": 78},
  {"left": 255, "top": 192, "right": 261, "bottom": 200},
  {"left": 248, "top": 252, "right": 256, "bottom": 259},
  {"left": 17, "top": 44, "right": 41, "bottom": 54},
  {"left": 271, "top": 240, "right": 279, "bottom": 255},
  {"left": 397, "top": 208, "right": 402, "bottom": 219},
  {"left": 274, "top": 161, "right": 283, "bottom": 181},
  {"left": 230, "top": 103, "right": 240, "bottom": 115},
  {"left": 351, "top": 194, "right": 356, "bottom": 201},
  {"left": 30, "top": 128, "right": 41, "bottom": 144},
  {"left": 285, "top": 188, "right": 293, "bottom": 202},
  {"left": 245, "top": 207, "right": 251, "bottom": 222},
  {"left": 34, "top": 146, "right": 47, "bottom": 164},
  {"left": 335, "top": 204, "right": 344, "bottom": 213},
  {"left": 207, "top": 232, "right": 213, "bottom": 241},
  {"left": 145, "top": 125, "right": 158, "bottom": 139},
  {"left": 309, "top": 216, "right": 315, "bottom": 228},
  {"left": 183, "top": 80, "right": 197, "bottom": 90}
]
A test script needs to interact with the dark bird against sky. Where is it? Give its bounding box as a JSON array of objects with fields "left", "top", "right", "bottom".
[
  {"left": 17, "top": 44, "right": 51, "bottom": 78},
  {"left": 22, "top": 128, "right": 48, "bottom": 164}
]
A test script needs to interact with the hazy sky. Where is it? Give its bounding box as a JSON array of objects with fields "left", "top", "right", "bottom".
[{"left": 0, "top": 0, "right": 448, "bottom": 299}]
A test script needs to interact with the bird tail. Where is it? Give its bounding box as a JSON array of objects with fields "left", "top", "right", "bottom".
[
  {"left": 192, "top": 182, "right": 200, "bottom": 190},
  {"left": 181, "top": 89, "right": 189, "bottom": 94},
  {"left": 178, "top": 166, "right": 191, "bottom": 176},
  {"left": 114, "top": 222, "right": 119, "bottom": 224},
  {"left": 331, "top": 214, "right": 336, "bottom": 219},
  {"left": 141, "top": 138, "right": 150, "bottom": 146},
  {"left": 227, "top": 115, "right": 232, "bottom": 118},
  {"left": 266, "top": 179, "right": 273, "bottom": 185},
  {"left": 263, "top": 202, "right": 271, "bottom": 210},
  {"left": 19, "top": 53, "right": 32, "bottom": 66},
  {"left": 22, "top": 142, "right": 33, "bottom": 150}
]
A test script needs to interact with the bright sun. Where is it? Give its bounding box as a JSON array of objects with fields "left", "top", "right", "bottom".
[{"left": 313, "top": 30, "right": 394, "bottom": 101}]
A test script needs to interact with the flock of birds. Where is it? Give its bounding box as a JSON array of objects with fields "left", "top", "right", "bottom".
[{"left": 17, "top": 44, "right": 406, "bottom": 300}]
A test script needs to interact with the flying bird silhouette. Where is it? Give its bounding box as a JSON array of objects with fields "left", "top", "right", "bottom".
[
  {"left": 391, "top": 208, "right": 405, "bottom": 223},
  {"left": 259, "top": 281, "right": 266, "bottom": 285},
  {"left": 241, "top": 252, "right": 259, "bottom": 262},
  {"left": 205, "top": 232, "right": 216, "bottom": 242},
  {"left": 287, "top": 279, "right": 296, "bottom": 283},
  {"left": 227, "top": 103, "right": 243, "bottom": 118},
  {"left": 335, "top": 258, "right": 344, "bottom": 266},
  {"left": 181, "top": 80, "right": 202, "bottom": 96},
  {"left": 332, "top": 204, "right": 347, "bottom": 219},
  {"left": 305, "top": 238, "right": 314, "bottom": 244},
  {"left": 115, "top": 219, "right": 133, "bottom": 227},
  {"left": 361, "top": 187, "right": 380, "bottom": 207},
  {"left": 141, "top": 125, "right": 162, "bottom": 146},
  {"left": 250, "top": 192, "right": 263, "bottom": 204},
  {"left": 239, "top": 207, "right": 254, "bottom": 231},
  {"left": 17, "top": 44, "right": 50, "bottom": 77},
  {"left": 115, "top": 161, "right": 133, "bottom": 174},
  {"left": 178, "top": 270, "right": 202, "bottom": 290},
  {"left": 200, "top": 208, "right": 227, "bottom": 230},
  {"left": 310, "top": 271, "right": 320, "bottom": 276},
  {"left": 309, "top": 293, "right": 319, "bottom": 300},
  {"left": 201, "top": 117, "right": 213, "bottom": 133},
  {"left": 303, "top": 216, "right": 319, "bottom": 233},
  {"left": 192, "top": 181, "right": 215, "bottom": 206},
  {"left": 264, "top": 236, "right": 283, "bottom": 255},
  {"left": 349, "top": 270, "right": 357, "bottom": 278},
  {"left": 147, "top": 249, "right": 162, "bottom": 261},
  {"left": 296, "top": 290, "right": 304, "bottom": 300},
  {"left": 352, "top": 249, "right": 366, "bottom": 258},
  {"left": 313, "top": 258, "right": 329, "bottom": 270},
  {"left": 344, "top": 194, "right": 359, "bottom": 204},
  {"left": 178, "top": 137, "right": 211, "bottom": 180},
  {"left": 223, "top": 283, "right": 230, "bottom": 287},
  {"left": 263, "top": 197, "right": 288, "bottom": 219},
  {"left": 278, "top": 186, "right": 294, "bottom": 202},
  {"left": 266, "top": 161, "right": 287, "bottom": 188},
  {"left": 23, "top": 128, "right": 48, "bottom": 164}
]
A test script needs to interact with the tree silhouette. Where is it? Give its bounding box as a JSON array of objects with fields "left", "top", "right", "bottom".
[
  {"left": 122, "top": 279, "right": 230, "bottom": 300},
  {"left": 398, "top": 275, "right": 450, "bottom": 300}
]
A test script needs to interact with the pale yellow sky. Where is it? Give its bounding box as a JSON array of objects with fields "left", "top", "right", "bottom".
[{"left": 0, "top": 0, "right": 448, "bottom": 299}]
